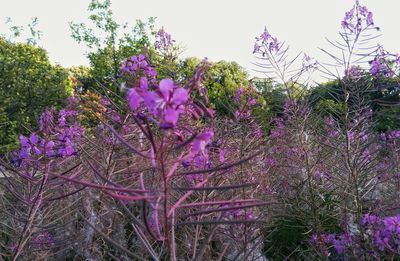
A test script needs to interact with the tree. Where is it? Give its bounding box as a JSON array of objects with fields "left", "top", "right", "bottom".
[
  {"left": 309, "top": 76, "right": 400, "bottom": 131},
  {"left": 70, "top": 0, "right": 156, "bottom": 94},
  {"left": 189, "top": 60, "right": 248, "bottom": 115},
  {"left": 0, "top": 37, "right": 71, "bottom": 153}
]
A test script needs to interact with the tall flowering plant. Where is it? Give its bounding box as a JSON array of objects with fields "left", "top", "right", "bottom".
[{"left": 0, "top": 48, "right": 266, "bottom": 260}]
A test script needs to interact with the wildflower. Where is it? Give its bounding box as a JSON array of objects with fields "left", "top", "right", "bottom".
[
  {"left": 254, "top": 27, "right": 280, "bottom": 55},
  {"left": 39, "top": 110, "right": 54, "bottom": 131},
  {"left": 127, "top": 76, "right": 148, "bottom": 111},
  {"left": 360, "top": 213, "right": 380, "bottom": 225},
  {"left": 366, "top": 12, "right": 374, "bottom": 26},
  {"left": 155, "top": 28, "right": 175, "bottom": 50},
  {"left": 120, "top": 54, "right": 157, "bottom": 83},
  {"left": 185, "top": 130, "right": 214, "bottom": 168},
  {"left": 19, "top": 133, "right": 42, "bottom": 158},
  {"left": 128, "top": 78, "right": 189, "bottom": 128},
  {"left": 144, "top": 79, "right": 189, "bottom": 127},
  {"left": 370, "top": 57, "right": 383, "bottom": 76},
  {"left": 253, "top": 42, "right": 261, "bottom": 54},
  {"left": 345, "top": 65, "right": 363, "bottom": 79}
]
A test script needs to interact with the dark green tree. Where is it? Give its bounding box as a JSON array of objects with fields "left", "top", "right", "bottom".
[
  {"left": 0, "top": 37, "right": 71, "bottom": 153},
  {"left": 70, "top": 0, "right": 156, "bottom": 94}
]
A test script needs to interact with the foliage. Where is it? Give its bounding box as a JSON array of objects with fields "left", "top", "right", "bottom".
[
  {"left": 0, "top": 37, "right": 71, "bottom": 153},
  {"left": 1, "top": 0, "right": 400, "bottom": 260},
  {"left": 70, "top": 0, "right": 156, "bottom": 94},
  {"left": 205, "top": 61, "right": 249, "bottom": 115}
]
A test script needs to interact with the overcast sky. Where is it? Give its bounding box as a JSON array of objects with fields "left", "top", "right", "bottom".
[{"left": 0, "top": 0, "right": 399, "bottom": 77}]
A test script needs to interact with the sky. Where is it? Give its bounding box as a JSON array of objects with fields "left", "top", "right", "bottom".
[{"left": 0, "top": 0, "right": 399, "bottom": 78}]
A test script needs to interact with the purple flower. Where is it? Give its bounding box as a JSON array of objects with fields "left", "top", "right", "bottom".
[
  {"left": 39, "top": 110, "right": 54, "bottom": 131},
  {"left": 234, "top": 87, "right": 244, "bottom": 104},
  {"left": 185, "top": 130, "right": 214, "bottom": 168},
  {"left": 366, "top": 12, "right": 374, "bottom": 26},
  {"left": 370, "top": 58, "right": 381, "bottom": 76},
  {"left": 344, "top": 7, "right": 355, "bottom": 21},
  {"left": 341, "top": 20, "right": 350, "bottom": 30},
  {"left": 127, "top": 77, "right": 189, "bottom": 128},
  {"left": 347, "top": 131, "right": 355, "bottom": 141},
  {"left": 345, "top": 65, "right": 363, "bottom": 79},
  {"left": 120, "top": 54, "right": 157, "bottom": 84},
  {"left": 359, "top": 6, "right": 368, "bottom": 16},
  {"left": 341, "top": 3, "right": 377, "bottom": 32},
  {"left": 19, "top": 133, "right": 42, "bottom": 159},
  {"left": 359, "top": 131, "right": 368, "bottom": 141},
  {"left": 253, "top": 27, "right": 280, "bottom": 55},
  {"left": 265, "top": 157, "right": 277, "bottom": 167},
  {"left": 155, "top": 28, "right": 175, "bottom": 51},
  {"left": 259, "top": 28, "right": 271, "bottom": 42},
  {"left": 148, "top": 79, "right": 189, "bottom": 127},
  {"left": 128, "top": 89, "right": 143, "bottom": 111},
  {"left": 369, "top": 56, "right": 393, "bottom": 77},
  {"left": 58, "top": 109, "right": 78, "bottom": 127},
  {"left": 253, "top": 42, "right": 261, "bottom": 54},
  {"left": 361, "top": 213, "right": 380, "bottom": 225}
]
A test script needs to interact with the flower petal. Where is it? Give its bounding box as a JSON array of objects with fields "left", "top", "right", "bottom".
[
  {"left": 128, "top": 89, "right": 143, "bottom": 111},
  {"left": 164, "top": 107, "right": 179, "bottom": 125},
  {"left": 159, "top": 79, "right": 174, "bottom": 100},
  {"left": 172, "top": 88, "right": 189, "bottom": 105}
]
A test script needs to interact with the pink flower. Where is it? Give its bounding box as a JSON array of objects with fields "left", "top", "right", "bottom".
[
  {"left": 184, "top": 130, "right": 214, "bottom": 168},
  {"left": 127, "top": 78, "right": 189, "bottom": 128}
]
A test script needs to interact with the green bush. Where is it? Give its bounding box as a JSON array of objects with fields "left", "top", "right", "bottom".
[{"left": 0, "top": 37, "right": 71, "bottom": 153}]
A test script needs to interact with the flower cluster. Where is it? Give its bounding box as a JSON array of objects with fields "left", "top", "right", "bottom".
[
  {"left": 184, "top": 130, "right": 214, "bottom": 169},
  {"left": 344, "top": 65, "right": 364, "bottom": 79},
  {"left": 314, "top": 214, "right": 400, "bottom": 257},
  {"left": 18, "top": 109, "right": 84, "bottom": 160},
  {"left": 233, "top": 87, "right": 258, "bottom": 120},
  {"left": 361, "top": 214, "right": 400, "bottom": 252},
  {"left": 154, "top": 28, "right": 175, "bottom": 51},
  {"left": 369, "top": 56, "right": 393, "bottom": 78},
  {"left": 311, "top": 233, "right": 353, "bottom": 256},
  {"left": 253, "top": 27, "right": 280, "bottom": 55},
  {"left": 128, "top": 77, "right": 189, "bottom": 128},
  {"left": 120, "top": 54, "right": 157, "bottom": 84},
  {"left": 380, "top": 130, "right": 400, "bottom": 141},
  {"left": 341, "top": 1, "right": 376, "bottom": 33}
]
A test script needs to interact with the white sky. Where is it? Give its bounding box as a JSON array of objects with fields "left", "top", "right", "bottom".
[{"left": 0, "top": 0, "right": 399, "bottom": 78}]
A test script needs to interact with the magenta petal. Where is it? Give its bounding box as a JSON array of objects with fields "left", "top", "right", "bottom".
[
  {"left": 172, "top": 88, "right": 189, "bottom": 105},
  {"left": 144, "top": 91, "right": 164, "bottom": 115},
  {"left": 128, "top": 89, "right": 143, "bottom": 111},
  {"left": 46, "top": 140, "right": 55, "bottom": 149},
  {"left": 33, "top": 146, "right": 42, "bottom": 155},
  {"left": 140, "top": 76, "right": 148, "bottom": 91},
  {"left": 198, "top": 130, "right": 214, "bottom": 141},
  {"left": 159, "top": 79, "right": 174, "bottom": 100},
  {"left": 20, "top": 135, "right": 29, "bottom": 147},
  {"left": 29, "top": 133, "right": 39, "bottom": 144},
  {"left": 19, "top": 148, "right": 29, "bottom": 159},
  {"left": 191, "top": 140, "right": 202, "bottom": 154},
  {"left": 164, "top": 107, "right": 179, "bottom": 125}
]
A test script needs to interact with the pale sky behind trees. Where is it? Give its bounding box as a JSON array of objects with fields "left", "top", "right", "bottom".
[{"left": 0, "top": 0, "right": 399, "bottom": 77}]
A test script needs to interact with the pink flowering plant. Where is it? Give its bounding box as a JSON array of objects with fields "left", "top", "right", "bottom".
[{"left": 1, "top": 0, "right": 400, "bottom": 260}]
